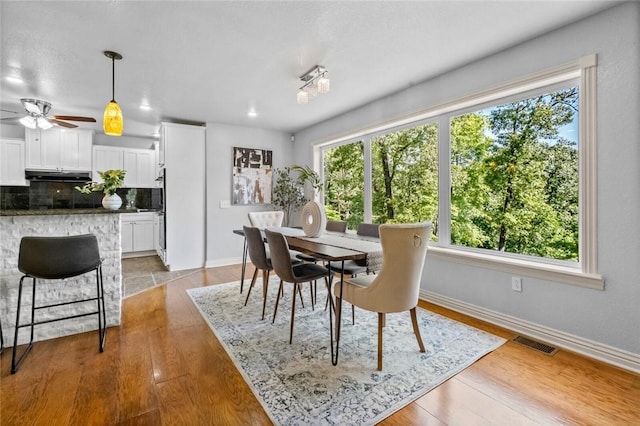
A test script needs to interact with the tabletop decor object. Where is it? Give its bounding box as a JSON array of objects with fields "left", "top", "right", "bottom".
[{"left": 75, "top": 169, "right": 126, "bottom": 210}]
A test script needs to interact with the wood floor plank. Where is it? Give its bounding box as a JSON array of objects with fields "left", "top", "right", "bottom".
[{"left": 1, "top": 262, "right": 639, "bottom": 425}]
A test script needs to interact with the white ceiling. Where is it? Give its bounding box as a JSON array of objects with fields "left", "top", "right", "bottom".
[{"left": 0, "top": 1, "right": 618, "bottom": 140}]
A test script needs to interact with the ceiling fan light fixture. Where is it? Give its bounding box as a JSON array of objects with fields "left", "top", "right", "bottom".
[
  {"left": 19, "top": 115, "right": 36, "bottom": 129},
  {"left": 103, "top": 50, "right": 124, "bottom": 136},
  {"left": 36, "top": 116, "right": 53, "bottom": 129}
]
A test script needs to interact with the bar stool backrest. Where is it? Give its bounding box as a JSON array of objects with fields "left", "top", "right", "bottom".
[
  {"left": 326, "top": 220, "right": 347, "bottom": 233},
  {"left": 357, "top": 223, "right": 380, "bottom": 238},
  {"left": 18, "top": 234, "right": 101, "bottom": 280}
]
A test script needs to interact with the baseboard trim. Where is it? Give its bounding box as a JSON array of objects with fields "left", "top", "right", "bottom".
[
  {"left": 206, "top": 257, "right": 243, "bottom": 268},
  {"left": 420, "top": 290, "right": 640, "bottom": 374}
]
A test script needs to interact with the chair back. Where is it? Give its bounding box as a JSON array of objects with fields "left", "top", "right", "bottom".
[
  {"left": 18, "top": 234, "right": 101, "bottom": 280},
  {"left": 243, "top": 226, "right": 270, "bottom": 271},
  {"left": 326, "top": 220, "right": 347, "bottom": 233},
  {"left": 264, "top": 229, "right": 297, "bottom": 283},
  {"left": 248, "top": 211, "right": 284, "bottom": 228},
  {"left": 363, "top": 223, "right": 431, "bottom": 313},
  {"left": 356, "top": 223, "right": 380, "bottom": 238}
]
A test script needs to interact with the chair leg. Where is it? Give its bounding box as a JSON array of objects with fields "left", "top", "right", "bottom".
[
  {"left": 289, "top": 283, "right": 297, "bottom": 344},
  {"left": 244, "top": 268, "right": 259, "bottom": 306},
  {"left": 11, "top": 276, "right": 36, "bottom": 374},
  {"left": 272, "top": 281, "right": 283, "bottom": 323},
  {"left": 377, "top": 312, "right": 384, "bottom": 371},
  {"left": 309, "top": 282, "right": 315, "bottom": 311},
  {"left": 261, "top": 270, "right": 269, "bottom": 320},
  {"left": 297, "top": 284, "right": 305, "bottom": 308},
  {"left": 410, "top": 307, "right": 426, "bottom": 353}
]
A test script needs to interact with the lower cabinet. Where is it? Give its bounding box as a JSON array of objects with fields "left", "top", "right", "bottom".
[{"left": 121, "top": 213, "right": 155, "bottom": 254}]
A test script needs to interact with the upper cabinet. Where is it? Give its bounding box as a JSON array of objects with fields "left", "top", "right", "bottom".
[
  {"left": 25, "top": 128, "right": 93, "bottom": 172},
  {"left": 93, "top": 145, "right": 158, "bottom": 188},
  {"left": 0, "top": 138, "right": 27, "bottom": 186},
  {"left": 123, "top": 148, "right": 157, "bottom": 188}
]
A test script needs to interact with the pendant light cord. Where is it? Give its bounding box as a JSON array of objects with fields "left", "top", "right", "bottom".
[{"left": 111, "top": 56, "right": 115, "bottom": 102}]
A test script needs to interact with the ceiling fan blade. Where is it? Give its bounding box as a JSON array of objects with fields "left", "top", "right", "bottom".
[
  {"left": 0, "top": 117, "right": 22, "bottom": 123},
  {"left": 50, "top": 119, "right": 78, "bottom": 129},
  {"left": 53, "top": 115, "right": 96, "bottom": 122}
]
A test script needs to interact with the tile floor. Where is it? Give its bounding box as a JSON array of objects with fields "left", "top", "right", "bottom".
[{"left": 121, "top": 255, "right": 200, "bottom": 297}]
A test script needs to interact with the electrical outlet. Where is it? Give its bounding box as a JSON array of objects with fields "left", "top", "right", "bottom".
[{"left": 512, "top": 276, "right": 522, "bottom": 292}]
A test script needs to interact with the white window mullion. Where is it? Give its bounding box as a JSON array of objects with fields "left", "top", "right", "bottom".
[
  {"left": 363, "top": 136, "right": 373, "bottom": 223},
  {"left": 438, "top": 116, "right": 451, "bottom": 244}
]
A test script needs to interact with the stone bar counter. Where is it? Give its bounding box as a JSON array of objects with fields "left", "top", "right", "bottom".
[{"left": 0, "top": 209, "right": 123, "bottom": 347}]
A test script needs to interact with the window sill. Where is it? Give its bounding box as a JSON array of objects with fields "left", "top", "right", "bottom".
[{"left": 427, "top": 246, "right": 604, "bottom": 290}]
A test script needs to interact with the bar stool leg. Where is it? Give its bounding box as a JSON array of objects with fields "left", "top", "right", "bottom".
[{"left": 11, "top": 276, "right": 36, "bottom": 374}]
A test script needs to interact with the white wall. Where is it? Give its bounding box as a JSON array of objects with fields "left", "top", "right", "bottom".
[
  {"left": 205, "top": 123, "right": 293, "bottom": 266},
  {"left": 292, "top": 2, "right": 640, "bottom": 361}
]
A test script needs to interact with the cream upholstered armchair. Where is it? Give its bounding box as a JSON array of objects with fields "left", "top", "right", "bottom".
[
  {"left": 333, "top": 222, "right": 431, "bottom": 370},
  {"left": 248, "top": 211, "right": 284, "bottom": 228}
]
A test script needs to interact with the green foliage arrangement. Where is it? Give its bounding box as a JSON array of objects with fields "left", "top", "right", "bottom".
[
  {"left": 75, "top": 169, "right": 126, "bottom": 196},
  {"left": 271, "top": 165, "right": 322, "bottom": 226}
]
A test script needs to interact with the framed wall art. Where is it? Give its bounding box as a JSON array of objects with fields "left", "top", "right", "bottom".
[{"left": 232, "top": 147, "right": 273, "bottom": 205}]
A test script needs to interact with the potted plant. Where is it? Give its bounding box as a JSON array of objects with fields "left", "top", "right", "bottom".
[
  {"left": 75, "top": 169, "right": 126, "bottom": 210},
  {"left": 271, "top": 165, "right": 326, "bottom": 235}
]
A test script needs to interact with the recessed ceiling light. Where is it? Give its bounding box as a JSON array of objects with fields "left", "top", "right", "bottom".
[
  {"left": 139, "top": 104, "right": 152, "bottom": 111},
  {"left": 248, "top": 110, "right": 257, "bottom": 118},
  {"left": 6, "top": 76, "right": 23, "bottom": 84}
]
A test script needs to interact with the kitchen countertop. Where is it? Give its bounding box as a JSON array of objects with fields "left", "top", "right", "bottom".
[{"left": 0, "top": 208, "right": 157, "bottom": 216}]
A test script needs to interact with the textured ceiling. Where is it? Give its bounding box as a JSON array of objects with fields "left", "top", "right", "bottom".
[{"left": 0, "top": 1, "right": 618, "bottom": 139}]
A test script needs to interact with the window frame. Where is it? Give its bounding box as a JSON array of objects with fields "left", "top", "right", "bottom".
[{"left": 315, "top": 55, "right": 602, "bottom": 289}]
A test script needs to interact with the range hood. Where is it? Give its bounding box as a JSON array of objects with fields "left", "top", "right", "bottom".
[{"left": 25, "top": 170, "right": 92, "bottom": 182}]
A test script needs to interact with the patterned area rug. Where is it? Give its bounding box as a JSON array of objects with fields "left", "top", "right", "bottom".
[{"left": 187, "top": 279, "right": 505, "bottom": 425}]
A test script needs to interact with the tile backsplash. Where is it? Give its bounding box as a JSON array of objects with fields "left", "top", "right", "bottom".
[{"left": 0, "top": 182, "right": 161, "bottom": 211}]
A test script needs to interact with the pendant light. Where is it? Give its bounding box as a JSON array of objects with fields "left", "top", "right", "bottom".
[{"left": 103, "top": 51, "right": 123, "bottom": 136}]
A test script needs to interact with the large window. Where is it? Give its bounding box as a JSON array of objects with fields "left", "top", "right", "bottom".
[
  {"left": 450, "top": 86, "right": 579, "bottom": 262},
  {"left": 316, "top": 56, "right": 600, "bottom": 288}
]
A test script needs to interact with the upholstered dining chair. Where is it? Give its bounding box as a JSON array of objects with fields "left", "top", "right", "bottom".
[
  {"left": 264, "top": 229, "right": 331, "bottom": 344},
  {"left": 248, "top": 210, "right": 284, "bottom": 228},
  {"left": 333, "top": 222, "right": 431, "bottom": 370}
]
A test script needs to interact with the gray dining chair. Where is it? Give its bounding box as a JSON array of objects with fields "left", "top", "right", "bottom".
[
  {"left": 243, "top": 225, "right": 303, "bottom": 320},
  {"left": 328, "top": 223, "right": 380, "bottom": 278},
  {"left": 333, "top": 222, "right": 431, "bottom": 370},
  {"left": 264, "top": 229, "right": 331, "bottom": 344}
]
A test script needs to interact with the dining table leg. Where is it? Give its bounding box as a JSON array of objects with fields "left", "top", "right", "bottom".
[
  {"left": 240, "top": 236, "right": 248, "bottom": 293},
  {"left": 329, "top": 260, "right": 346, "bottom": 366}
]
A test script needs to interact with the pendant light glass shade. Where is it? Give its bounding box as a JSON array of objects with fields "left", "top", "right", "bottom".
[
  {"left": 103, "top": 51, "right": 123, "bottom": 136},
  {"left": 103, "top": 100, "right": 123, "bottom": 136}
]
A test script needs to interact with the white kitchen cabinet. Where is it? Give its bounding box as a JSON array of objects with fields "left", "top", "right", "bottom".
[
  {"left": 93, "top": 145, "right": 157, "bottom": 187},
  {"left": 0, "top": 138, "right": 27, "bottom": 186},
  {"left": 121, "top": 212, "right": 155, "bottom": 254},
  {"left": 161, "top": 122, "right": 205, "bottom": 271},
  {"left": 92, "top": 146, "right": 124, "bottom": 182},
  {"left": 25, "top": 128, "right": 92, "bottom": 171},
  {"left": 123, "top": 148, "right": 157, "bottom": 188}
]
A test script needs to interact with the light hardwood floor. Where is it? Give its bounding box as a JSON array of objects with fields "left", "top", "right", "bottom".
[{"left": 1, "top": 264, "right": 639, "bottom": 425}]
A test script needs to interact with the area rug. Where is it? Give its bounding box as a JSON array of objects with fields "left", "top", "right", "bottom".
[{"left": 187, "top": 279, "right": 505, "bottom": 425}]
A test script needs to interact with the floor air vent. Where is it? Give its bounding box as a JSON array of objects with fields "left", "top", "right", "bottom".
[{"left": 511, "top": 335, "right": 558, "bottom": 355}]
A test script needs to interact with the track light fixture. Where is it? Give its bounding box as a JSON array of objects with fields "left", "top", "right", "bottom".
[{"left": 297, "top": 65, "right": 330, "bottom": 105}]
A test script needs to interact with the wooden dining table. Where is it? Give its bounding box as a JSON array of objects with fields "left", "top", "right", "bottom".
[{"left": 233, "top": 226, "right": 381, "bottom": 365}]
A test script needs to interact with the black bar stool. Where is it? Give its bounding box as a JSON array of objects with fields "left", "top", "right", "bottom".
[{"left": 11, "top": 234, "right": 107, "bottom": 374}]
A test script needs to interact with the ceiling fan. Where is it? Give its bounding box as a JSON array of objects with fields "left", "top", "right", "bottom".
[{"left": 0, "top": 98, "right": 96, "bottom": 129}]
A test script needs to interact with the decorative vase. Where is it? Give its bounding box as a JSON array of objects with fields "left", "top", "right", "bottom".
[
  {"left": 102, "top": 193, "right": 122, "bottom": 210},
  {"left": 301, "top": 200, "right": 327, "bottom": 237}
]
